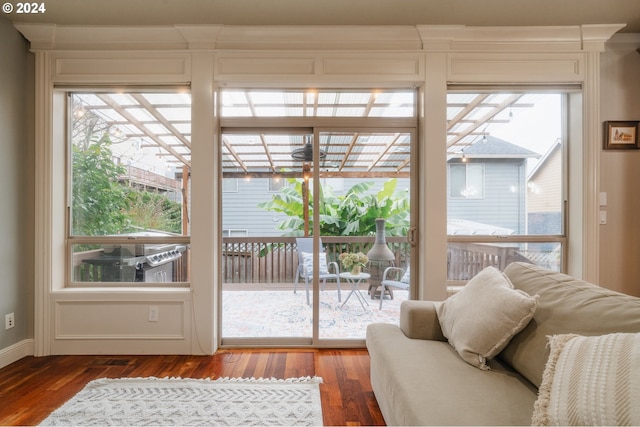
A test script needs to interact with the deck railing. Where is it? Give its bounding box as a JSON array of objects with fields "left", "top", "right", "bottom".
[
  {"left": 446, "top": 242, "right": 532, "bottom": 281},
  {"left": 222, "top": 236, "right": 410, "bottom": 284},
  {"left": 73, "top": 236, "right": 556, "bottom": 285}
]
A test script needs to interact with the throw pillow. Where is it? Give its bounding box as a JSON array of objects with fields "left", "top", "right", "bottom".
[
  {"left": 400, "top": 265, "right": 410, "bottom": 284},
  {"left": 435, "top": 266, "right": 539, "bottom": 370},
  {"left": 532, "top": 333, "right": 640, "bottom": 426},
  {"left": 301, "top": 252, "right": 330, "bottom": 275}
]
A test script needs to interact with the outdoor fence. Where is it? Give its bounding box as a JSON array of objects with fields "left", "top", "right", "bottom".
[
  {"left": 222, "top": 236, "right": 410, "bottom": 284},
  {"left": 446, "top": 242, "right": 533, "bottom": 281},
  {"left": 72, "top": 236, "right": 557, "bottom": 284}
]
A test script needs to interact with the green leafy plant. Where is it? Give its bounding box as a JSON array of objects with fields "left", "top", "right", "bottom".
[
  {"left": 71, "top": 133, "right": 129, "bottom": 236},
  {"left": 71, "top": 111, "right": 183, "bottom": 237},
  {"left": 124, "top": 190, "right": 182, "bottom": 234},
  {"left": 258, "top": 177, "right": 410, "bottom": 237}
]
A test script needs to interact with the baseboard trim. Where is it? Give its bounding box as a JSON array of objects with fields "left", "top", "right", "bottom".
[{"left": 0, "top": 339, "right": 35, "bottom": 369}]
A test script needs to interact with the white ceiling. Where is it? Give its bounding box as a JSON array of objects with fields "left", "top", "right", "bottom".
[{"left": 6, "top": 0, "right": 640, "bottom": 33}]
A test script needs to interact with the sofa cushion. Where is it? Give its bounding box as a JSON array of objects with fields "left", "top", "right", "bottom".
[
  {"left": 501, "top": 262, "right": 640, "bottom": 388},
  {"left": 531, "top": 333, "right": 640, "bottom": 426},
  {"left": 435, "top": 266, "right": 539, "bottom": 370},
  {"left": 366, "top": 322, "right": 538, "bottom": 426}
]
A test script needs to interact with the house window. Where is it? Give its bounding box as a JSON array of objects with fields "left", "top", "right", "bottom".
[
  {"left": 223, "top": 178, "right": 239, "bottom": 192},
  {"left": 449, "top": 163, "right": 484, "bottom": 198},
  {"left": 268, "top": 177, "right": 288, "bottom": 192},
  {"left": 68, "top": 90, "right": 191, "bottom": 285}
]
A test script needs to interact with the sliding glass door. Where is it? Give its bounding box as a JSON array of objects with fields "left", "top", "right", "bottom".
[{"left": 219, "top": 89, "right": 416, "bottom": 346}]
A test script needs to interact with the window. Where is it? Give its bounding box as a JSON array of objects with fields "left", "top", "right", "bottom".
[
  {"left": 268, "top": 177, "right": 288, "bottom": 192},
  {"left": 449, "top": 163, "right": 484, "bottom": 198},
  {"left": 221, "top": 89, "right": 415, "bottom": 118},
  {"left": 223, "top": 178, "right": 239, "bottom": 192},
  {"left": 446, "top": 90, "right": 569, "bottom": 283},
  {"left": 68, "top": 90, "right": 191, "bottom": 285}
]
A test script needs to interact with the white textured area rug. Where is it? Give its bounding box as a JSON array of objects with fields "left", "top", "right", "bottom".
[{"left": 40, "top": 376, "right": 324, "bottom": 426}]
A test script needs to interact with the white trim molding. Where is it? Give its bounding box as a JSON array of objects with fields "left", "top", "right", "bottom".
[
  {"left": 0, "top": 340, "right": 35, "bottom": 369},
  {"left": 15, "top": 23, "right": 625, "bottom": 52}
]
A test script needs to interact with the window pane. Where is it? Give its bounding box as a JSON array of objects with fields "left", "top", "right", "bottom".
[
  {"left": 448, "top": 241, "right": 562, "bottom": 281},
  {"left": 72, "top": 243, "right": 190, "bottom": 284},
  {"left": 449, "top": 163, "right": 466, "bottom": 198},
  {"left": 447, "top": 92, "right": 564, "bottom": 236},
  {"left": 466, "top": 164, "right": 485, "bottom": 198},
  {"left": 70, "top": 92, "right": 191, "bottom": 237},
  {"left": 221, "top": 89, "right": 415, "bottom": 118}
]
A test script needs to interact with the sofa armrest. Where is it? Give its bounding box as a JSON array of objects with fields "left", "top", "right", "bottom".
[{"left": 400, "top": 300, "right": 446, "bottom": 341}]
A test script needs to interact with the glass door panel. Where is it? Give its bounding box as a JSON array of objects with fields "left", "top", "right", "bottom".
[
  {"left": 221, "top": 132, "right": 313, "bottom": 340},
  {"left": 316, "top": 130, "right": 412, "bottom": 340}
]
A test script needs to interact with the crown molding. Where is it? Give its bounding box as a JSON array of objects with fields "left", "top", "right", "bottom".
[
  {"left": 14, "top": 23, "right": 627, "bottom": 52},
  {"left": 417, "top": 24, "right": 627, "bottom": 52},
  {"left": 605, "top": 32, "right": 640, "bottom": 51},
  {"left": 581, "top": 23, "right": 628, "bottom": 51}
]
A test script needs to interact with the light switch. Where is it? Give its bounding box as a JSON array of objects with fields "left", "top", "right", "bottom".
[
  {"left": 599, "top": 210, "right": 607, "bottom": 225},
  {"left": 599, "top": 192, "right": 607, "bottom": 206}
]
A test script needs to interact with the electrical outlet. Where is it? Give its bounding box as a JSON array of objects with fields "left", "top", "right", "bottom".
[
  {"left": 5, "top": 313, "right": 15, "bottom": 330},
  {"left": 148, "top": 306, "right": 159, "bottom": 322}
]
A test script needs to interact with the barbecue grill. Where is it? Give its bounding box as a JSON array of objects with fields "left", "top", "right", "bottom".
[{"left": 83, "top": 232, "right": 186, "bottom": 282}]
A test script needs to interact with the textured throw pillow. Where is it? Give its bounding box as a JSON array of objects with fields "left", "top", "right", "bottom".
[
  {"left": 435, "top": 266, "right": 539, "bottom": 370},
  {"left": 301, "top": 252, "right": 330, "bottom": 275},
  {"left": 532, "top": 333, "right": 640, "bottom": 426}
]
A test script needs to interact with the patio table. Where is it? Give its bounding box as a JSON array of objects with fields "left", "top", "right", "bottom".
[{"left": 339, "top": 272, "right": 370, "bottom": 311}]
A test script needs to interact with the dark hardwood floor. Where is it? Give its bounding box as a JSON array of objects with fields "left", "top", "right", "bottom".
[{"left": 0, "top": 349, "right": 385, "bottom": 426}]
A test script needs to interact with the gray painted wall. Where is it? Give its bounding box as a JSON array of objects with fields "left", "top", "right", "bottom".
[{"left": 0, "top": 16, "right": 34, "bottom": 350}]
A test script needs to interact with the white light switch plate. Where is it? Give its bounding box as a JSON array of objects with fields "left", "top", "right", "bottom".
[{"left": 599, "top": 192, "right": 607, "bottom": 206}]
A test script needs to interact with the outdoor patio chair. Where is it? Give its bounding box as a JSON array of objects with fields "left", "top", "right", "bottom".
[
  {"left": 294, "top": 237, "right": 342, "bottom": 305},
  {"left": 379, "top": 265, "right": 410, "bottom": 309}
]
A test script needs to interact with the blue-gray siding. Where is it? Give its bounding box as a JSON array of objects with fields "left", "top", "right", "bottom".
[{"left": 447, "top": 159, "right": 527, "bottom": 234}]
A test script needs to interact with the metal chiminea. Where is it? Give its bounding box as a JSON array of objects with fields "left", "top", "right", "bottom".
[{"left": 366, "top": 218, "right": 395, "bottom": 299}]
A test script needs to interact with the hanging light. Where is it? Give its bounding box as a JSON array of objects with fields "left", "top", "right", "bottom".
[{"left": 291, "top": 135, "right": 326, "bottom": 161}]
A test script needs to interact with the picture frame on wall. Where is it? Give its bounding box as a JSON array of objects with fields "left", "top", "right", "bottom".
[{"left": 603, "top": 121, "right": 639, "bottom": 150}]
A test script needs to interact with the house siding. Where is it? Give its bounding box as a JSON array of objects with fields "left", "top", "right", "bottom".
[
  {"left": 222, "top": 177, "right": 410, "bottom": 236},
  {"left": 528, "top": 145, "right": 563, "bottom": 235},
  {"left": 448, "top": 159, "right": 526, "bottom": 234}
]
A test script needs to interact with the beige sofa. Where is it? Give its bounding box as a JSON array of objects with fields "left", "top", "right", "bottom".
[{"left": 366, "top": 262, "right": 640, "bottom": 426}]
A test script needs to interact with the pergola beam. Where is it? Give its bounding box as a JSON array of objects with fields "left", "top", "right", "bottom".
[{"left": 96, "top": 94, "right": 191, "bottom": 167}]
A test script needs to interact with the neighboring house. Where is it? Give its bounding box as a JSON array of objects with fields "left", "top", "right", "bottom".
[
  {"left": 527, "top": 141, "right": 563, "bottom": 235},
  {"left": 447, "top": 136, "right": 540, "bottom": 235}
]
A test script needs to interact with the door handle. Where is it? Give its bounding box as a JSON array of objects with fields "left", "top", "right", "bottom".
[{"left": 408, "top": 227, "right": 417, "bottom": 246}]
